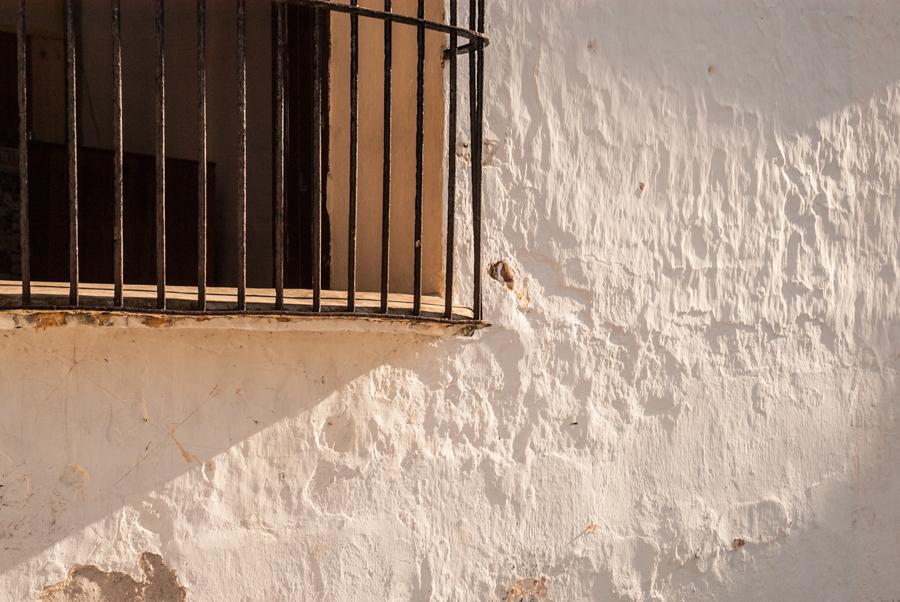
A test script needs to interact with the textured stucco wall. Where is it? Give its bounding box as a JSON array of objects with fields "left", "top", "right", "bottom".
[{"left": 2, "top": 0, "right": 900, "bottom": 600}]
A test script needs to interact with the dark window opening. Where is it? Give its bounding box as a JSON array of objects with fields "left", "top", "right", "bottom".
[
  {"left": 0, "top": 6, "right": 326, "bottom": 288},
  {"left": 283, "top": 4, "right": 329, "bottom": 290},
  {"left": 0, "top": 0, "right": 487, "bottom": 322},
  {"left": 0, "top": 32, "right": 23, "bottom": 278}
]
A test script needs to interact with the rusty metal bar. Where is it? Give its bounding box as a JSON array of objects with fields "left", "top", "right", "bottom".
[
  {"left": 347, "top": 0, "right": 359, "bottom": 311},
  {"left": 197, "top": 0, "right": 208, "bottom": 310},
  {"left": 273, "top": 0, "right": 285, "bottom": 310},
  {"left": 66, "top": 0, "right": 79, "bottom": 305},
  {"left": 155, "top": 0, "right": 166, "bottom": 309},
  {"left": 17, "top": 0, "right": 30, "bottom": 305},
  {"left": 379, "top": 0, "right": 392, "bottom": 314},
  {"left": 112, "top": 0, "right": 124, "bottom": 307},
  {"left": 412, "top": 0, "right": 424, "bottom": 316},
  {"left": 311, "top": 7, "right": 325, "bottom": 311},
  {"left": 473, "top": 0, "right": 484, "bottom": 320},
  {"left": 237, "top": 0, "right": 248, "bottom": 310},
  {"left": 320, "top": 16, "right": 331, "bottom": 304},
  {"left": 444, "top": 0, "right": 458, "bottom": 319}
]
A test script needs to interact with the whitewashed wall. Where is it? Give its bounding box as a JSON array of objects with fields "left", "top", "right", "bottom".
[{"left": 2, "top": 0, "right": 900, "bottom": 600}]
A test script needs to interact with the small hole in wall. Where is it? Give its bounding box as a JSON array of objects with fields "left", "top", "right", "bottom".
[
  {"left": 489, "top": 261, "right": 516, "bottom": 290},
  {"left": 488, "top": 260, "right": 530, "bottom": 310}
]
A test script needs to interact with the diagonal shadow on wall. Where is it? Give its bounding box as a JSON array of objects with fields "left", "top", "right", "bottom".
[{"left": 0, "top": 324, "right": 470, "bottom": 593}]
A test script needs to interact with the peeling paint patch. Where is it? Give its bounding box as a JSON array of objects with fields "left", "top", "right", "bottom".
[
  {"left": 505, "top": 577, "right": 551, "bottom": 602},
  {"left": 40, "top": 553, "right": 186, "bottom": 602}
]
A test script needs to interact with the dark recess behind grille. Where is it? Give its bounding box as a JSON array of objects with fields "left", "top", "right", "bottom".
[
  {"left": 0, "top": 33, "right": 18, "bottom": 148},
  {"left": 283, "top": 4, "right": 329, "bottom": 290},
  {"left": 23, "top": 142, "right": 215, "bottom": 286}
]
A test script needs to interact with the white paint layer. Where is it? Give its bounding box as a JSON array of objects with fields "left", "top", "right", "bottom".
[{"left": 2, "top": 0, "right": 900, "bottom": 600}]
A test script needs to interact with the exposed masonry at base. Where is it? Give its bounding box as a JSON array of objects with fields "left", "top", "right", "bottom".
[{"left": 40, "top": 553, "right": 186, "bottom": 602}]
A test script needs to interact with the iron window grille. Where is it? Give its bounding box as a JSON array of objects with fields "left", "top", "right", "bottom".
[{"left": 1, "top": 0, "right": 487, "bottom": 325}]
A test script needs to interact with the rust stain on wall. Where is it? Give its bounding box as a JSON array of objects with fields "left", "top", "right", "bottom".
[
  {"left": 140, "top": 316, "right": 174, "bottom": 329},
  {"left": 28, "top": 312, "right": 68, "bottom": 330},
  {"left": 168, "top": 428, "right": 197, "bottom": 464},
  {"left": 60, "top": 464, "right": 90, "bottom": 486},
  {"left": 39, "top": 552, "right": 186, "bottom": 602}
]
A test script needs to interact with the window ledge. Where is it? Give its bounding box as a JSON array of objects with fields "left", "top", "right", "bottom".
[{"left": 0, "top": 281, "right": 488, "bottom": 337}]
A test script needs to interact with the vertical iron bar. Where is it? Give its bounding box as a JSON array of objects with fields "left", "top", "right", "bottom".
[
  {"left": 237, "top": 0, "right": 247, "bottom": 310},
  {"left": 274, "top": 1, "right": 285, "bottom": 310},
  {"left": 311, "top": 7, "right": 323, "bottom": 311},
  {"left": 155, "top": 0, "right": 166, "bottom": 309},
  {"left": 379, "top": 0, "right": 392, "bottom": 314},
  {"left": 66, "top": 0, "right": 79, "bottom": 306},
  {"left": 320, "top": 16, "right": 330, "bottom": 302},
  {"left": 347, "top": 0, "right": 359, "bottom": 311},
  {"left": 444, "top": 0, "right": 458, "bottom": 319},
  {"left": 473, "top": 0, "right": 484, "bottom": 320},
  {"left": 412, "top": 0, "right": 425, "bottom": 315},
  {"left": 112, "top": 0, "right": 124, "bottom": 307},
  {"left": 197, "top": 0, "right": 207, "bottom": 310},
  {"left": 17, "top": 0, "right": 30, "bottom": 305}
]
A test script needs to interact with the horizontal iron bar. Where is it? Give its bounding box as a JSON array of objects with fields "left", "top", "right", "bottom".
[{"left": 280, "top": 0, "right": 489, "bottom": 48}]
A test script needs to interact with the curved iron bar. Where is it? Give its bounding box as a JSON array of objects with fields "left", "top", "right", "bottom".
[{"left": 279, "top": 0, "right": 489, "bottom": 51}]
